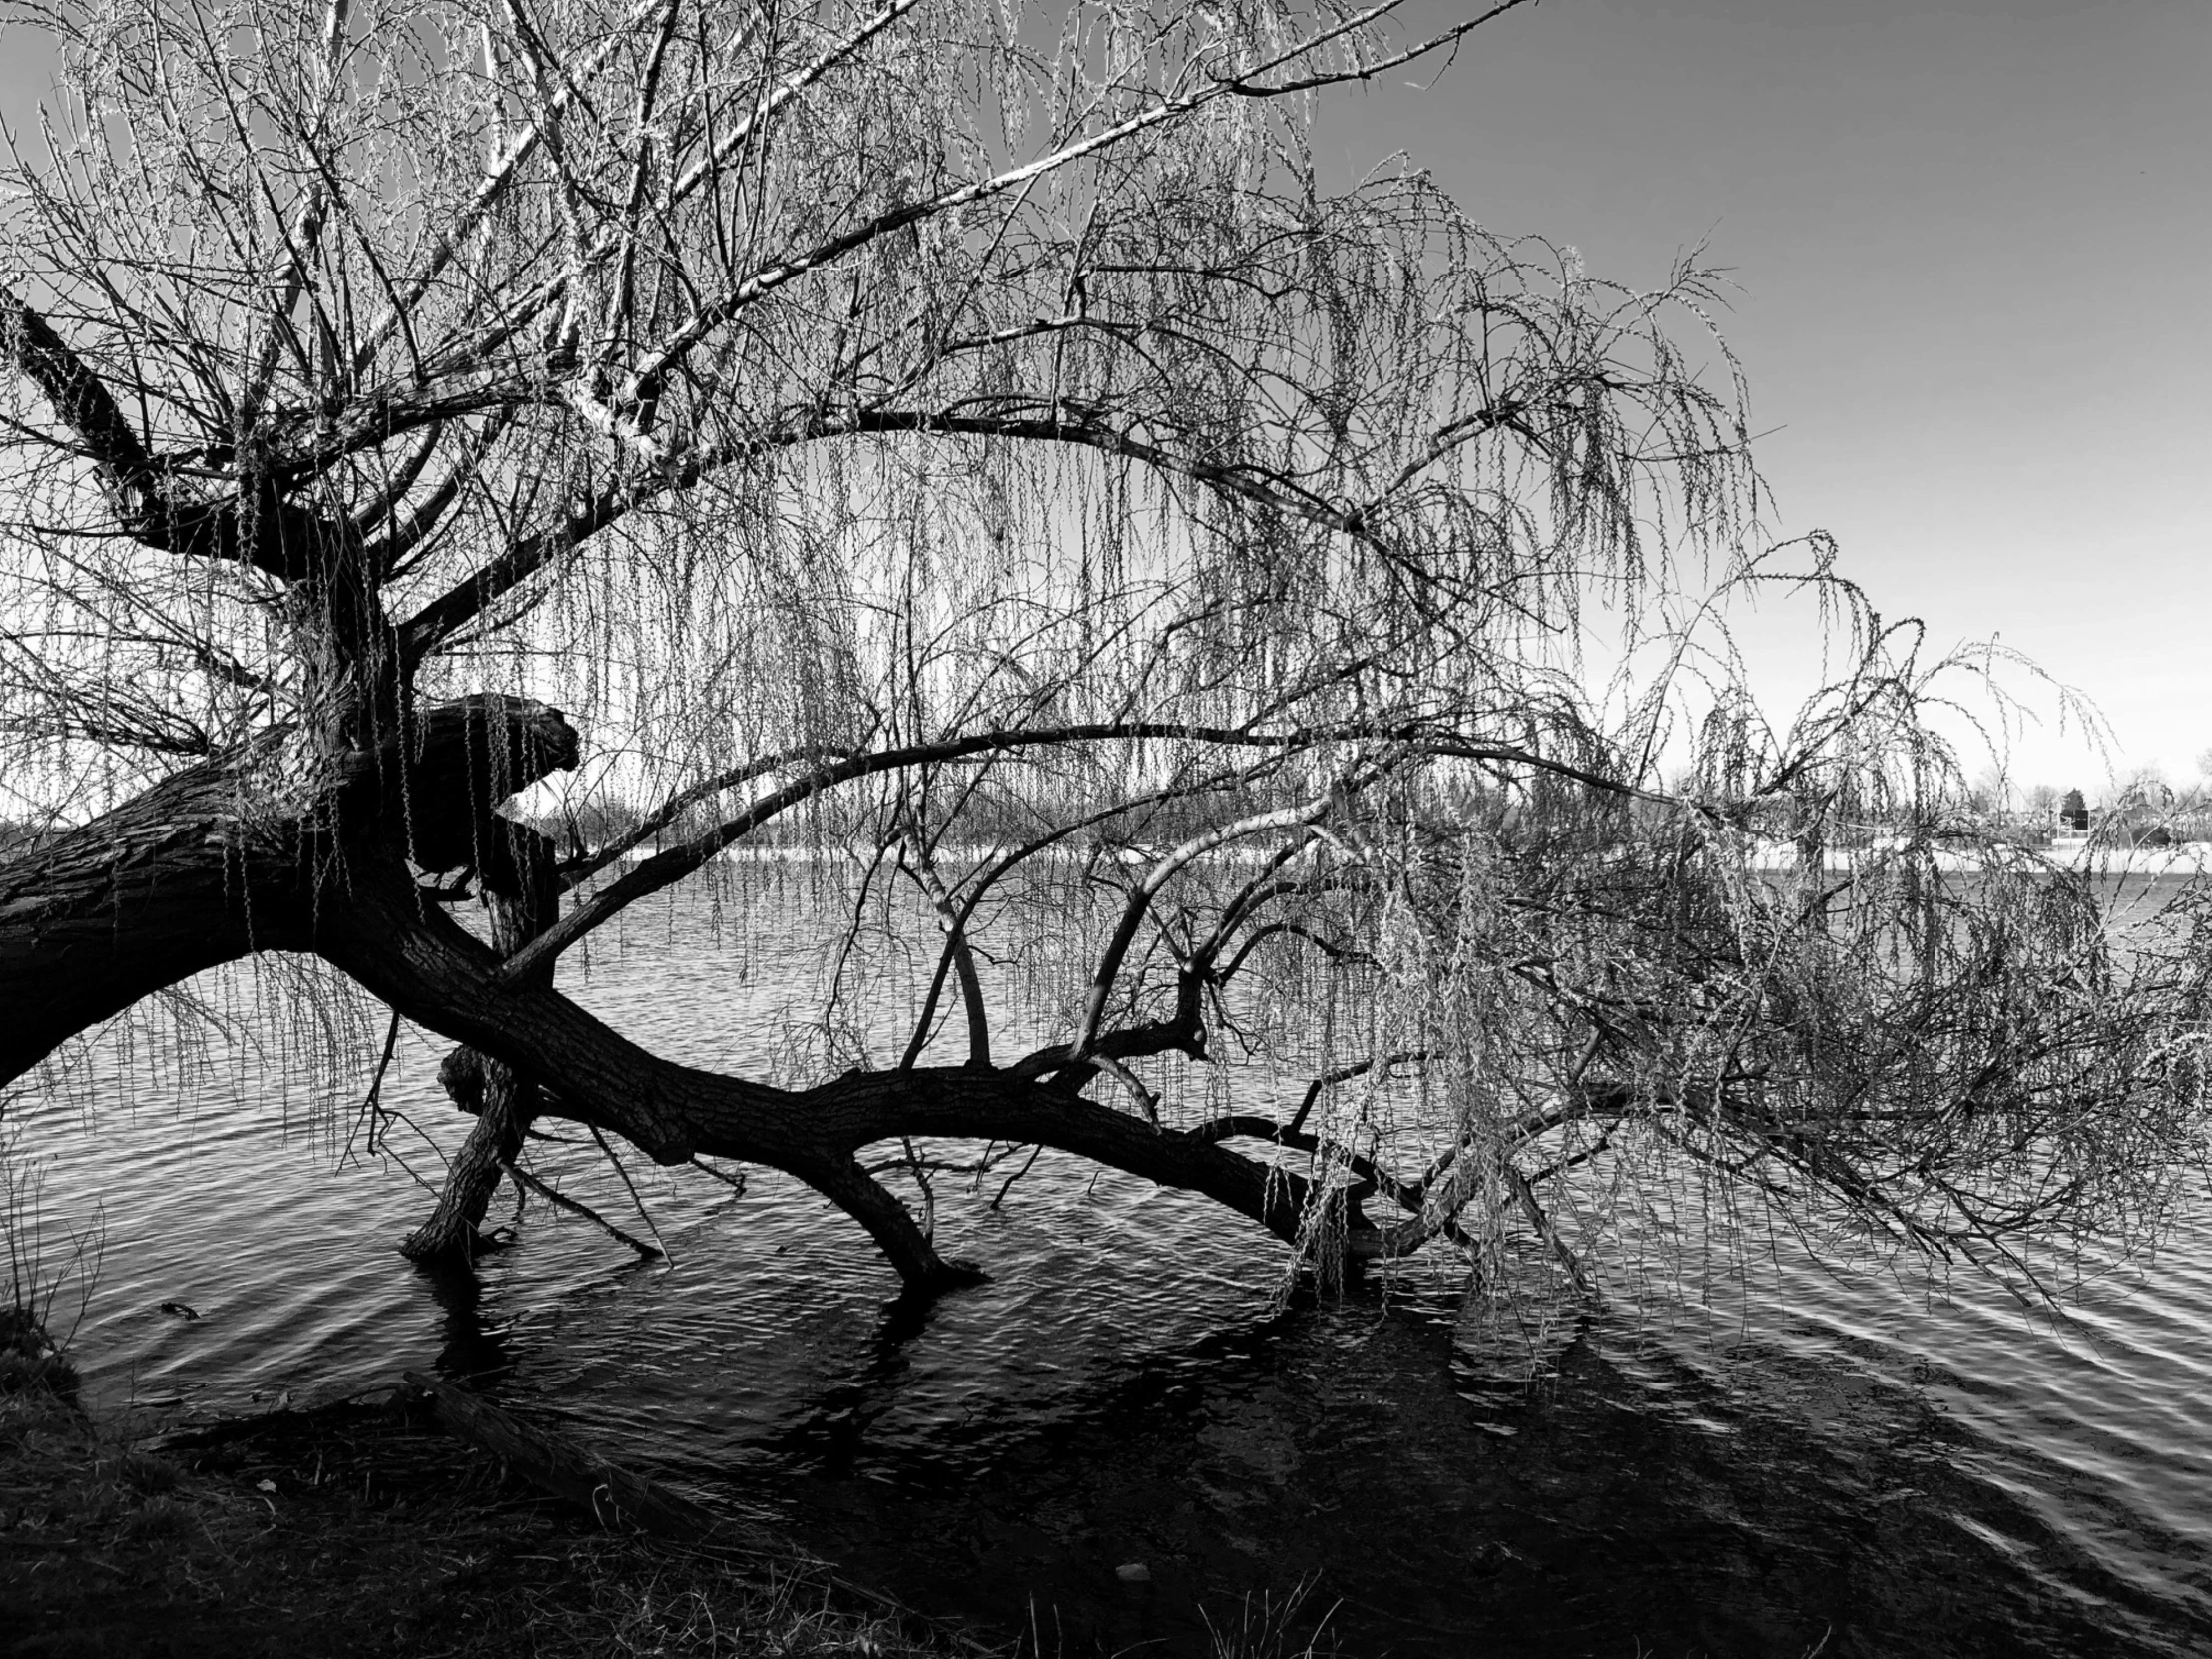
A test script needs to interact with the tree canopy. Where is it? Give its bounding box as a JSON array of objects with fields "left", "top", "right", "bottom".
[{"left": 1, "top": 0, "right": 2205, "bottom": 1309}]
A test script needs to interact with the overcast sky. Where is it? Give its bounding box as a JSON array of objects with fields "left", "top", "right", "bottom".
[
  {"left": 1323, "top": 0, "right": 2210, "bottom": 794},
  {"left": 0, "top": 3, "right": 2201, "bottom": 796}
]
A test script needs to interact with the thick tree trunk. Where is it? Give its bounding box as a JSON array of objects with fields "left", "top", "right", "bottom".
[
  {"left": 402, "top": 822, "right": 563, "bottom": 1263},
  {"left": 0, "top": 747, "right": 318, "bottom": 1083},
  {"left": 395, "top": 1042, "right": 531, "bottom": 1265}
]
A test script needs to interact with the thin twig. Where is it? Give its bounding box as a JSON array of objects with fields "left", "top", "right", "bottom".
[
  {"left": 688, "top": 1155, "right": 748, "bottom": 1194},
  {"left": 990, "top": 1144, "right": 1043, "bottom": 1210},
  {"left": 500, "top": 1157, "right": 662, "bottom": 1258},
  {"left": 589, "top": 1124, "right": 672, "bottom": 1261},
  {"left": 341, "top": 1007, "right": 404, "bottom": 1168}
]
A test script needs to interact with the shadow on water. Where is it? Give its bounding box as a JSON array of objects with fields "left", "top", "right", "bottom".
[
  {"left": 414, "top": 1260, "right": 517, "bottom": 1385},
  {"left": 723, "top": 1269, "right": 2202, "bottom": 1659},
  {"left": 32, "top": 1082, "right": 2212, "bottom": 1656}
]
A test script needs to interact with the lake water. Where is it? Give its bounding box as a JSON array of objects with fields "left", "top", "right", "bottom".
[{"left": 8, "top": 882, "right": 2211, "bottom": 1657}]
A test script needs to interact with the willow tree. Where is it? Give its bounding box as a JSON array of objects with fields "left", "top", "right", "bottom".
[{"left": 1, "top": 0, "right": 2203, "bottom": 1301}]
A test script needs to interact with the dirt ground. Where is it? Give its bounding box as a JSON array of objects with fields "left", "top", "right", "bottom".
[{"left": 1, "top": 1383, "right": 977, "bottom": 1659}]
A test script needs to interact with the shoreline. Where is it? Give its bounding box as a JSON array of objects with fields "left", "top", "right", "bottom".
[{"left": 1, "top": 1380, "right": 984, "bottom": 1658}]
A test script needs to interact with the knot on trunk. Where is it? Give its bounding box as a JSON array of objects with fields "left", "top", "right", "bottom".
[
  {"left": 404, "top": 694, "right": 582, "bottom": 807},
  {"left": 439, "top": 1046, "right": 487, "bottom": 1115}
]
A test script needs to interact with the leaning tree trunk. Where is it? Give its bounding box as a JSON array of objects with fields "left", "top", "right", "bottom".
[
  {"left": 402, "top": 820, "right": 563, "bottom": 1263},
  {"left": 1, "top": 695, "right": 1377, "bottom": 1297},
  {"left": 0, "top": 750, "right": 315, "bottom": 1082}
]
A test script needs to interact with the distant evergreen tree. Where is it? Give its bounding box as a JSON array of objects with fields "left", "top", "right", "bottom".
[{"left": 2060, "top": 788, "right": 2090, "bottom": 830}]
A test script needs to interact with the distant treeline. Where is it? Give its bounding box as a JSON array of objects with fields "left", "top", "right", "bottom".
[{"left": 527, "top": 770, "right": 1691, "bottom": 862}]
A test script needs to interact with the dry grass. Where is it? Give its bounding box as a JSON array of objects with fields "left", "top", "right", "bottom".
[{"left": 1198, "top": 1577, "right": 1342, "bottom": 1659}]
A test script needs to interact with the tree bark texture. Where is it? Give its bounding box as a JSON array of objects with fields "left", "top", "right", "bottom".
[
  {"left": 400, "top": 822, "right": 563, "bottom": 1264},
  {"left": 1, "top": 697, "right": 575, "bottom": 1086}
]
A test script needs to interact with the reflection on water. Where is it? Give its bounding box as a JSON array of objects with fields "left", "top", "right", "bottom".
[{"left": 7, "top": 890, "right": 2211, "bottom": 1657}]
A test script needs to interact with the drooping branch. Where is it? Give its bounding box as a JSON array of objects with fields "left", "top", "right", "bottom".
[
  {"left": 505, "top": 722, "right": 1387, "bottom": 982},
  {"left": 238, "top": 0, "right": 353, "bottom": 427}
]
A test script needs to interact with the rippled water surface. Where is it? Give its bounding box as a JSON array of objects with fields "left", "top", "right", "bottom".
[{"left": 10, "top": 885, "right": 2212, "bottom": 1657}]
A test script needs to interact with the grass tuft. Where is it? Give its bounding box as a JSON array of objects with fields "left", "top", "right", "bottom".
[{"left": 1200, "top": 1575, "right": 1342, "bottom": 1659}]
